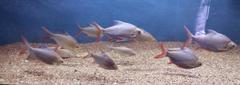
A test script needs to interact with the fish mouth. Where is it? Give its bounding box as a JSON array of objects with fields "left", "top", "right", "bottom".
[
  {"left": 219, "top": 41, "right": 237, "bottom": 51},
  {"left": 226, "top": 41, "right": 237, "bottom": 50}
]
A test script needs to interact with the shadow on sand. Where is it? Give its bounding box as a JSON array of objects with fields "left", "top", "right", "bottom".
[{"left": 162, "top": 72, "right": 200, "bottom": 78}]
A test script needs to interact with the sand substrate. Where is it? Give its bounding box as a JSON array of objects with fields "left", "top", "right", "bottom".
[{"left": 0, "top": 42, "right": 240, "bottom": 85}]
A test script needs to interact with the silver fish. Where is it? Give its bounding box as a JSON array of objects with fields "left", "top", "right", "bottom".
[
  {"left": 48, "top": 46, "right": 77, "bottom": 59},
  {"left": 90, "top": 52, "right": 118, "bottom": 70},
  {"left": 42, "top": 27, "right": 79, "bottom": 51},
  {"left": 184, "top": 26, "right": 237, "bottom": 52},
  {"left": 154, "top": 32, "right": 201, "bottom": 69},
  {"left": 93, "top": 20, "right": 141, "bottom": 42},
  {"left": 107, "top": 46, "right": 136, "bottom": 56},
  {"left": 21, "top": 36, "right": 63, "bottom": 65},
  {"left": 76, "top": 23, "right": 103, "bottom": 42}
]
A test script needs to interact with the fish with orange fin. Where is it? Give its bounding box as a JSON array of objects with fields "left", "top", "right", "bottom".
[
  {"left": 184, "top": 25, "right": 237, "bottom": 52},
  {"left": 154, "top": 29, "right": 201, "bottom": 69},
  {"left": 21, "top": 36, "right": 63, "bottom": 65},
  {"left": 42, "top": 27, "right": 79, "bottom": 51},
  {"left": 76, "top": 23, "right": 104, "bottom": 42},
  {"left": 92, "top": 20, "right": 141, "bottom": 42},
  {"left": 87, "top": 52, "right": 118, "bottom": 70}
]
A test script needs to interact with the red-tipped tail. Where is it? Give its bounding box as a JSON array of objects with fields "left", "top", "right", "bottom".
[
  {"left": 182, "top": 25, "right": 193, "bottom": 48},
  {"left": 92, "top": 22, "right": 103, "bottom": 42},
  {"left": 154, "top": 43, "right": 167, "bottom": 59}
]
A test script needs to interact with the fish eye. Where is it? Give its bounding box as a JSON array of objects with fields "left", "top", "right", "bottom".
[{"left": 226, "top": 42, "right": 237, "bottom": 49}]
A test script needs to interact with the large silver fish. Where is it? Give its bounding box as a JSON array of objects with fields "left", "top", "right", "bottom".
[
  {"left": 21, "top": 36, "right": 63, "bottom": 65},
  {"left": 42, "top": 27, "right": 79, "bottom": 51},
  {"left": 89, "top": 52, "right": 118, "bottom": 70},
  {"left": 154, "top": 32, "right": 202, "bottom": 69},
  {"left": 93, "top": 20, "right": 141, "bottom": 42},
  {"left": 184, "top": 26, "right": 237, "bottom": 52}
]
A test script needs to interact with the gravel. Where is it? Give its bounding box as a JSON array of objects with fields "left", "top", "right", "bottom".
[{"left": 0, "top": 42, "right": 240, "bottom": 85}]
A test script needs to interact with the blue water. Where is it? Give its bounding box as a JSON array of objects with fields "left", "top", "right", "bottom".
[{"left": 0, "top": 0, "right": 240, "bottom": 45}]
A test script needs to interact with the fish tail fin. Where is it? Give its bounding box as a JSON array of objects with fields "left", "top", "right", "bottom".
[
  {"left": 92, "top": 22, "right": 103, "bottom": 42},
  {"left": 42, "top": 27, "right": 54, "bottom": 36},
  {"left": 21, "top": 36, "right": 32, "bottom": 49},
  {"left": 182, "top": 25, "right": 193, "bottom": 48},
  {"left": 184, "top": 25, "right": 193, "bottom": 37},
  {"left": 42, "top": 27, "right": 54, "bottom": 42},
  {"left": 76, "top": 24, "right": 83, "bottom": 37},
  {"left": 20, "top": 36, "right": 34, "bottom": 55},
  {"left": 154, "top": 43, "right": 167, "bottom": 59}
]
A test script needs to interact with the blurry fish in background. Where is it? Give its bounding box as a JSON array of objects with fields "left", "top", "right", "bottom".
[
  {"left": 49, "top": 46, "right": 79, "bottom": 59},
  {"left": 88, "top": 52, "right": 118, "bottom": 70},
  {"left": 42, "top": 27, "right": 79, "bottom": 51},
  {"left": 188, "top": 0, "right": 237, "bottom": 52},
  {"left": 76, "top": 23, "right": 104, "bottom": 42},
  {"left": 107, "top": 45, "right": 136, "bottom": 56},
  {"left": 93, "top": 20, "right": 141, "bottom": 42},
  {"left": 21, "top": 36, "right": 63, "bottom": 65},
  {"left": 154, "top": 28, "right": 202, "bottom": 69}
]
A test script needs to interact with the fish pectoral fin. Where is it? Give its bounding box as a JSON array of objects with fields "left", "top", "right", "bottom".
[
  {"left": 217, "top": 48, "right": 228, "bottom": 51},
  {"left": 154, "top": 43, "right": 167, "bottom": 59},
  {"left": 26, "top": 53, "right": 36, "bottom": 60},
  {"left": 167, "top": 61, "right": 173, "bottom": 64},
  {"left": 154, "top": 54, "right": 165, "bottom": 59},
  {"left": 19, "top": 49, "right": 27, "bottom": 55}
]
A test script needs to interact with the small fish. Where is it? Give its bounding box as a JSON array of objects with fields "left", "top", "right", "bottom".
[
  {"left": 21, "top": 36, "right": 63, "bottom": 65},
  {"left": 50, "top": 46, "right": 78, "bottom": 59},
  {"left": 93, "top": 20, "right": 141, "bottom": 42},
  {"left": 154, "top": 31, "right": 202, "bottom": 69},
  {"left": 135, "top": 28, "right": 157, "bottom": 42},
  {"left": 76, "top": 23, "right": 104, "bottom": 42},
  {"left": 184, "top": 25, "right": 237, "bottom": 52},
  {"left": 42, "top": 27, "right": 79, "bottom": 51},
  {"left": 107, "top": 46, "right": 136, "bottom": 56},
  {"left": 89, "top": 52, "right": 118, "bottom": 70}
]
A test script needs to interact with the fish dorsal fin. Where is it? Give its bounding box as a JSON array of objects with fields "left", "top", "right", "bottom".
[
  {"left": 63, "top": 32, "right": 69, "bottom": 35},
  {"left": 207, "top": 29, "right": 218, "bottom": 34},
  {"left": 89, "top": 24, "right": 95, "bottom": 27},
  {"left": 113, "top": 20, "right": 127, "bottom": 25}
]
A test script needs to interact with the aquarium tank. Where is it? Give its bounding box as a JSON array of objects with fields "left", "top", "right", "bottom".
[{"left": 0, "top": 0, "right": 240, "bottom": 84}]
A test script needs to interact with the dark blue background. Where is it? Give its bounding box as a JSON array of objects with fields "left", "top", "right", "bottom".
[{"left": 0, "top": 0, "right": 240, "bottom": 45}]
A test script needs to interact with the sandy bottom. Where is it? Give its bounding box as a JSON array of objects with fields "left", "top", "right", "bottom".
[{"left": 0, "top": 42, "right": 240, "bottom": 85}]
